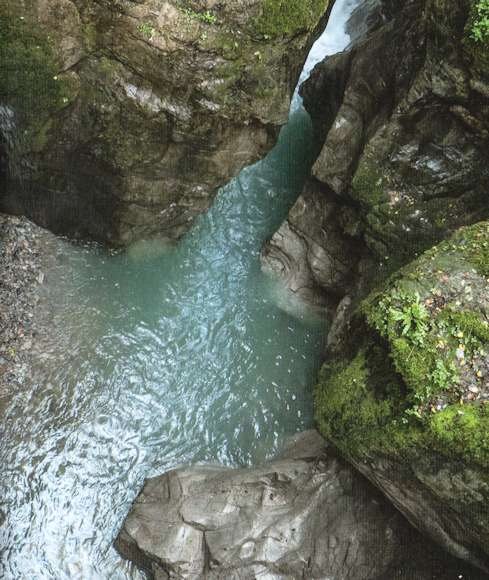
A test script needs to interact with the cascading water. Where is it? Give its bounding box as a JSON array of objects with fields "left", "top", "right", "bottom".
[{"left": 0, "top": 1, "right": 361, "bottom": 578}]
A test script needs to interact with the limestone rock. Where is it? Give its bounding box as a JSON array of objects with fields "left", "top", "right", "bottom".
[
  {"left": 115, "top": 431, "right": 482, "bottom": 579},
  {"left": 0, "top": 0, "right": 331, "bottom": 245},
  {"left": 263, "top": 0, "right": 489, "bottom": 313},
  {"left": 315, "top": 222, "right": 489, "bottom": 571},
  {"left": 261, "top": 180, "right": 359, "bottom": 314}
]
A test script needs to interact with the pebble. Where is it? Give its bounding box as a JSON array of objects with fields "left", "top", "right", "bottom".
[{"left": 0, "top": 213, "right": 48, "bottom": 385}]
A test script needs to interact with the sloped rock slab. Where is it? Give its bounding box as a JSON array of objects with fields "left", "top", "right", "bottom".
[{"left": 116, "top": 431, "right": 481, "bottom": 579}]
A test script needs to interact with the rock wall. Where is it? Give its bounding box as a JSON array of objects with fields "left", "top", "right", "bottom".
[
  {"left": 315, "top": 222, "right": 489, "bottom": 571},
  {"left": 261, "top": 0, "right": 489, "bottom": 318},
  {"left": 265, "top": 0, "right": 489, "bottom": 571},
  {"left": 0, "top": 0, "right": 331, "bottom": 245}
]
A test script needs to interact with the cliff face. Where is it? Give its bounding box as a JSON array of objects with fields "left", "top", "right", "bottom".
[
  {"left": 316, "top": 222, "right": 489, "bottom": 570},
  {"left": 264, "top": 0, "right": 489, "bottom": 570},
  {"left": 0, "top": 0, "right": 330, "bottom": 245},
  {"left": 262, "top": 0, "right": 489, "bottom": 316}
]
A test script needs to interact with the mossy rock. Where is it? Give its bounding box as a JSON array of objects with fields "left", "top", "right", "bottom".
[
  {"left": 318, "top": 221, "right": 489, "bottom": 467},
  {"left": 0, "top": 9, "right": 64, "bottom": 126},
  {"left": 255, "top": 0, "right": 330, "bottom": 38},
  {"left": 315, "top": 221, "right": 489, "bottom": 569}
]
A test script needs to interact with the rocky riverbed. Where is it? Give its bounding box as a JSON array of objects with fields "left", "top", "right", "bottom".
[{"left": 0, "top": 214, "right": 52, "bottom": 399}]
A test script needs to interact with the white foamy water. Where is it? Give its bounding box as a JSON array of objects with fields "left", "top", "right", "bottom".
[{"left": 292, "top": 0, "right": 360, "bottom": 108}]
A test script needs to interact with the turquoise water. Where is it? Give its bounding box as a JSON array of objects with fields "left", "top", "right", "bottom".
[{"left": 0, "top": 2, "right": 361, "bottom": 577}]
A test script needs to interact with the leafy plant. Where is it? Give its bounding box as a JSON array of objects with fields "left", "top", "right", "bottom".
[
  {"left": 470, "top": 0, "right": 489, "bottom": 42},
  {"left": 137, "top": 22, "right": 154, "bottom": 39},
  {"left": 182, "top": 8, "right": 217, "bottom": 24},
  {"left": 388, "top": 292, "right": 429, "bottom": 346},
  {"left": 430, "top": 359, "right": 459, "bottom": 392}
]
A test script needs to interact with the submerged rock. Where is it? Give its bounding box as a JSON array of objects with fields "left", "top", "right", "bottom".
[
  {"left": 0, "top": 0, "right": 332, "bottom": 246},
  {"left": 115, "top": 430, "right": 482, "bottom": 579},
  {"left": 315, "top": 222, "right": 489, "bottom": 571}
]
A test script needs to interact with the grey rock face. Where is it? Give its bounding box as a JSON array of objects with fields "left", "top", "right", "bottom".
[
  {"left": 115, "top": 431, "right": 481, "bottom": 579},
  {"left": 262, "top": 0, "right": 489, "bottom": 315},
  {"left": 1, "top": 0, "right": 328, "bottom": 246},
  {"left": 261, "top": 180, "right": 359, "bottom": 315}
]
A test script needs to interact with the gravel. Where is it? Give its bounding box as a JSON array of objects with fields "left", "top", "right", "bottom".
[{"left": 0, "top": 213, "right": 52, "bottom": 393}]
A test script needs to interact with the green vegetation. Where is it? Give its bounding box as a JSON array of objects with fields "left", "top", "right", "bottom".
[
  {"left": 137, "top": 22, "right": 155, "bottom": 39},
  {"left": 464, "top": 1, "right": 489, "bottom": 75},
  {"left": 364, "top": 289, "right": 463, "bottom": 410},
  {"left": 386, "top": 291, "right": 429, "bottom": 346},
  {"left": 255, "top": 0, "right": 329, "bottom": 38},
  {"left": 351, "top": 163, "right": 386, "bottom": 206},
  {"left": 315, "top": 221, "right": 489, "bottom": 468},
  {"left": 430, "top": 404, "right": 489, "bottom": 466},
  {"left": 181, "top": 7, "right": 217, "bottom": 25},
  {"left": 315, "top": 347, "right": 403, "bottom": 453},
  {"left": 469, "top": 0, "right": 489, "bottom": 42},
  {"left": 0, "top": 11, "right": 63, "bottom": 124}
]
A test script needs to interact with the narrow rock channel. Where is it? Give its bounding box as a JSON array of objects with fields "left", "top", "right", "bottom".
[
  {"left": 1, "top": 1, "right": 487, "bottom": 579},
  {"left": 0, "top": 2, "right": 360, "bottom": 577}
]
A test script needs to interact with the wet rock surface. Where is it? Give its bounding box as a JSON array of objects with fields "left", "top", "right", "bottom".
[
  {"left": 116, "top": 431, "right": 483, "bottom": 579},
  {"left": 0, "top": 0, "right": 330, "bottom": 246},
  {"left": 261, "top": 0, "right": 489, "bottom": 573},
  {"left": 263, "top": 0, "right": 489, "bottom": 314},
  {"left": 261, "top": 180, "right": 359, "bottom": 315}
]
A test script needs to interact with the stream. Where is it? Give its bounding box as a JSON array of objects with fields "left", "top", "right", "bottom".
[{"left": 0, "top": 1, "right": 360, "bottom": 578}]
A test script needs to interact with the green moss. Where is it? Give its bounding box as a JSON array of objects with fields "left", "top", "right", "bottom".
[
  {"left": 315, "top": 346, "right": 405, "bottom": 452},
  {"left": 431, "top": 405, "right": 489, "bottom": 466},
  {"left": 351, "top": 163, "right": 387, "bottom": 206},
  {"left": 316, "top": 343, "right": 489, "bottom": 467},
  {"left": 315, "top": 221, "right": 489, "bottom": 469},
  {"left": 0, "top": 10, "right": 63, "bottom": 125},
  {"left": 443, "top": 310, "right": 489, "bottom": 343},
  {"left": 255, "top": 0, "right": 329, "bottom": 38}
]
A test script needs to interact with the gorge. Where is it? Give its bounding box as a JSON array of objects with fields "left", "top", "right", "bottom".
[{"left": 1, "top": 0, "right": 489, "bottom": 579}]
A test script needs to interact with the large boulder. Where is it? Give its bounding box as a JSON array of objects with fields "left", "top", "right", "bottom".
[
  {"left": 315, "top": 222, "right": 489, "bottom": 571},
  {"left": 115, "top": 430, "right": 482, "bottom": 579},
  {"left": 0, "top": 0, "right": 331, "bottom": 245},
  {"left": 262, "top": 0, "right": 489, "bottom": 313}
]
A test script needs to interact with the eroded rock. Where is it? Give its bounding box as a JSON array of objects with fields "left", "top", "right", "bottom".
[
  {"left": 1, "top": 0, "right": 331, "bottom": 245},
  {"left": 263, "top": 0, "right": 489, "bottom": 314},
  {"left": 116, "top": 431, "right": 482, "bottom": 579},
  {"left": 315, "top": 222, "right": 489, "bottom": 571}
]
